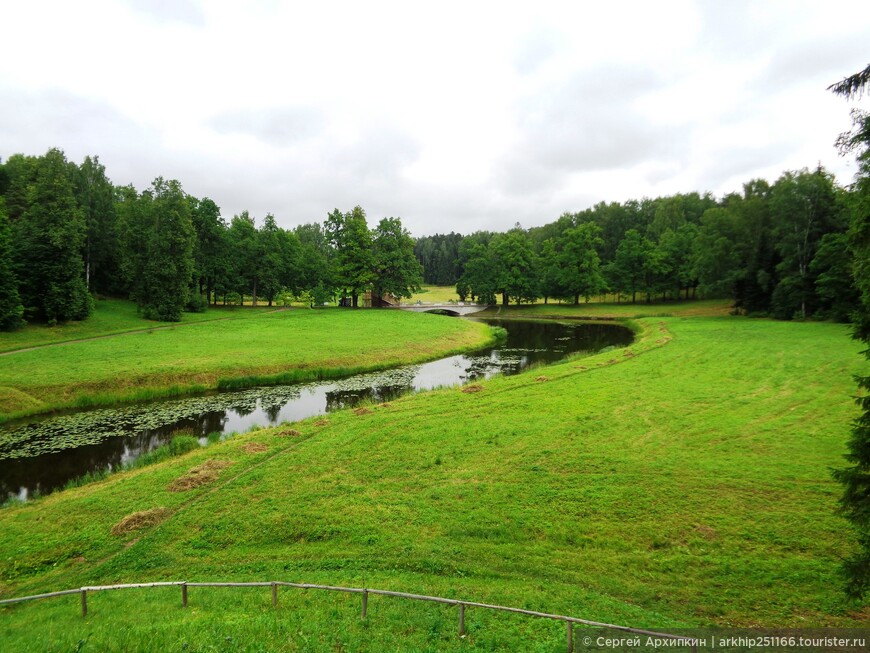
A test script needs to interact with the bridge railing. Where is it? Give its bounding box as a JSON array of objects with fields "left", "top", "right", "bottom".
[{"left": 0, "top": 580, "right": 698, "bottom": 652}]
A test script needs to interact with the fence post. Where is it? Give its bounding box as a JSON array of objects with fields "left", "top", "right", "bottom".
[
  {"left": 272, "top": 582, "right": 278, "bottom": 607},
  {"left": 361, "top": 590, "right": 368, "bottom": 619},
  {"left": 182, "top": 583, "right": 188, "bottom": 608},
  {"left": 566, "top": 622, "right": 574, "bottom": 653},
  {"left": 80, "top": 589, "right": 87, "bottom": 618},
  {"left": 458, "top": 603, "right": 466, "bottom": 637}
]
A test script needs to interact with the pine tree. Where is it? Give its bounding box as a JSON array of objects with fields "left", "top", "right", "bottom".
[{"left": 830, "top": 64, "right": 870, "bottom": 598}]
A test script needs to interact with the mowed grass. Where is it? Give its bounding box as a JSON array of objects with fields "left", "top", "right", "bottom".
[
  {"left": 0, "top": 298, "right": 259, "bottom": 354},
  {"left": 0, "top": 316, "right": 867, "bottom": 651},
  {"left": 0, "top": 303, "right": 493, "bottom": 420},
  {"left": 406, "top": 285, "right": 462, "bottom": 304}
]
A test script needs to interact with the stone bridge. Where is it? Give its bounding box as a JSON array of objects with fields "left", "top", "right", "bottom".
[{"left": 394, "top": 303, "right": 491, "bottom": 316}]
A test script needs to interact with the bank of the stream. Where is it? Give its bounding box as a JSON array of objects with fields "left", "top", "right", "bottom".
[
  {"left": 0, "top": 315, "right": 866, "bottom": 652},
  {"left": 0, "top": 304, "right": 497, "bottom": 422},
  {"left": 0, "top": 319, "right": 633, "bottom": 502}
]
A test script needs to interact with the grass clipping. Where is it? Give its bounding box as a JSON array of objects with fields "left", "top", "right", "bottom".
[
  {"left": 168, "top": 460, "right": 232, "bottom": 492},
  {"left": 111, "top": 507, "right": 172, "bottom": 536}
]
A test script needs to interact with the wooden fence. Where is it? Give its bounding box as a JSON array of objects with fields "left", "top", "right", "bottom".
[{"left": 0, "top": 581, "right": 698, "bottom": 652}]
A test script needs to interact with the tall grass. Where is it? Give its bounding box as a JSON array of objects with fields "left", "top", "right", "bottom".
[{"left": 126, "top": 434, "right": 200, "bottom": 470}]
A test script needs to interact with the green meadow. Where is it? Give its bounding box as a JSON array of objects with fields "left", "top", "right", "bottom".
[
  {"left": 0, "top": 312, "right": 867, "bottom": 651},
  {"left": 0, "top": 300, "right": 494, "bottom": 420}
]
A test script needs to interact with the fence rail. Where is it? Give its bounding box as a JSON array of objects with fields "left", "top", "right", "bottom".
[{"left": 1, "top": 580, "right": 698, "bottom": 652}]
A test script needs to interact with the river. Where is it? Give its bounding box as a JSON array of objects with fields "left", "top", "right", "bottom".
[{"left": 0, "top": 318, "right": 632, "bottom": 502}]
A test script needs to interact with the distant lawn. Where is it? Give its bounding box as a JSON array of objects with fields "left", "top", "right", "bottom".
[
  {"left": 0, "top": 315, "right": 866, "bottom": 651},
  {"left": 0, "top": 298, "right": 272, "bottom": 354},
  {"left": 406, "top": 286, "right": 461, "bottom": 304},
  {"left": 0, "top": 304, "right": 494, "bottom": 420}
]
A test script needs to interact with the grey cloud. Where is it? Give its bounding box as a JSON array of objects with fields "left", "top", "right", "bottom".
[
  {"left": 754, "top": 37, "right": 870, "bottom": 94},
  {"left": 693, "top": 142, "right": 797, "bottom": 195},
  {"left": 169, "top": 121, "right": 423, "bottom": 228},
  {"left": 496, "top": 68, "right": 688, "bottom": 196},
  {"left": 0, "top": 87, "right": 155, "bottom": 176},
  {"left": 211, "top": 107, "right": 326, "bottom": 146}
]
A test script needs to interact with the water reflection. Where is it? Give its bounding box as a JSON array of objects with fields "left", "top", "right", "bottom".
[{"left": 0, "top": 318, "right": 631, "bottom": 501}]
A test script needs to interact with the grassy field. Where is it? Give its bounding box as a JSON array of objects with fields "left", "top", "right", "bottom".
[
  {"left": 0, "top": 298, "right": 266, "bottom": 354},
  {"left": 407, "top": 285, "right": 462, "bottom": 304},
  {"left": 0, "top": 300, "right": 494, "bottom": 420},
  {"left": 0, "top": 313, "right": 866, "bottom": 651}
]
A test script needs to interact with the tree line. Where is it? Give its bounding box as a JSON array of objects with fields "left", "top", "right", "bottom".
[
  {"left": 0, "top": 148, "right": 862, "bottom": 330},
  {"left": 414, "top": 166, "right": 856, "bottom": 320},
  {"left": 0, "top": 149, "right": 422, "bottom": 327}
]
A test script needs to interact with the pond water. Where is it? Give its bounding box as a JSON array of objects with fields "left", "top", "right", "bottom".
[{"left": 0, "top": 318, "right": 632, "bottom": 502}]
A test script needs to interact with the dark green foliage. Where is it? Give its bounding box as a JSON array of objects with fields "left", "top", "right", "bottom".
[
  {"left": 810, "top": 232, "right": 858, "bottom": 321},
  {"left": 2, "top": 153, "right": 38, "bottom": 222},
  {"left": 657, "top": 223, "right": 699, "bottom": 300},
  {"left": 188, "top": 196, "right": 227, "bottom": 304},
  {"left": 75, "top": 155, "right": 122, "bottom": 296},
  {"left": 606, "top": 229, "right": 649, "bottom": 302},
  {"left": 118, "top": 179, "right": 195, "bottom": 322},
  {"left": 828, "top": 63, "right": 870, "bottom": 99},
  {"left": 295, "top": 222, "right": 332, "bottom": 301},
  {"left": 0, "top": 202, "right": 24, "bottom": 330},
  {"left": 326, "top": 206, "right": 374, "bottom": 307},
  {"left": 414, "top": 232, "right": 464, "bottom": 285},
  {"left": 262, "top": 214, "right": 301, "bottom": 306},
  {"left": 553, "top": 222, "right": 606, "bottom": 304},
  {"left": 491, "top": 227, "right": 539, "bottom": 305},
  {"left": 227, "top": 211, "right": 260, "bottom": 304},
  {"left": 769, "top": 167, "right": 844, "bottom": 319},
  {"left": 12, "top": 148, "right": 92, "bottom": 324},
  {"left": 457, "top": 242, "right": 497, "bottom": 304},
  {"left": 186, "top": 292, "right": 209, "bottom": 313},
  {"left": 830, "top": 65, "right": 870, "bottom": 599},
  {"left": 372, "top": 217, "right": 423, "bottom": 301}
]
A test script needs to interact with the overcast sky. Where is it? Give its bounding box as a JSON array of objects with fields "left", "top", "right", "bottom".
[{"left": 2, "top": 0, "right": 868, "bottom": 236}]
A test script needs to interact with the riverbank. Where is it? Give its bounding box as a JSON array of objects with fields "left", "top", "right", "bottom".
[
  {"left": 0, "top": 301, "right": 497, "bottom": 422},
  {"left": 0, "top": 314, "right": 866, "bottom": 650}
]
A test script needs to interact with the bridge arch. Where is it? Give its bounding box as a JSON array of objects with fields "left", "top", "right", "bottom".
[{"left": 394, "top": 304, "right": 490, "bottom": 316}]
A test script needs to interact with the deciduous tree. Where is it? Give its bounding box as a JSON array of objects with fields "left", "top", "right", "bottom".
[
  {"left": 557, "top": 222, "right": 606, "bottom": 304},
  {"left": 372, "top": 217, "right": 423, "bottom": 302},
  {"left": 14, "top": 148, "right": 92, "bottom": 324},
  {"left": 0, "top": 200, "right": 23, "bottom": 330},
  {"left": 326, "top": 206, "right": 374, "bottom": 307}
]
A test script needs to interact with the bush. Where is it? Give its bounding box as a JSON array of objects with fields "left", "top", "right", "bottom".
[
  {"left": 186, "top": 292, "right": 208, "bottom": 313},
  {"left": 168, "top": 434, "right": 200, "bottom": 456}
]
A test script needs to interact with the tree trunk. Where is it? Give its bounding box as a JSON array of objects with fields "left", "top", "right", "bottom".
[
  {"left": 502, "top": 293, "right": 508, "bottom": 306},
  {"left": 574, "top": 293, "right": 580, "bottom": 305}
]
